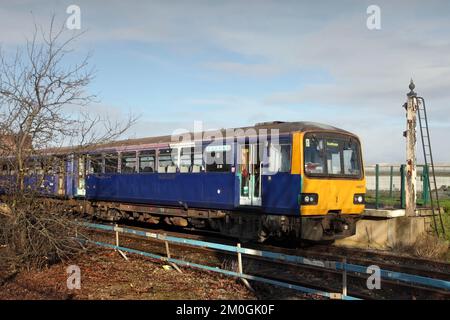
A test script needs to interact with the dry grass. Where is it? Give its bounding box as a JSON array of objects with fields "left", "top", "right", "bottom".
[
  {"left": 391, "top": 232, "right": 449, "bottom": 261},
  {"left": 412, "top": 233, "right": 449, "bottom": 260}
]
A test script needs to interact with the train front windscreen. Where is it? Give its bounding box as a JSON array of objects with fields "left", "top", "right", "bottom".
[{"left": 303, "top": 133, "right": 363, "bottom": 179}]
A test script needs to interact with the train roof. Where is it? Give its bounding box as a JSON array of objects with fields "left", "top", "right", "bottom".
[
  {"left": 94, "top": 121, "right": 352, "bottom": 147},
  {"left": 42, "top": 121, "right": 357, "bottom": 155}
]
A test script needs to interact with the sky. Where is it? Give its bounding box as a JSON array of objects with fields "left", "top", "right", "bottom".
[{"left": 0, "top": 0, "right": 449, "bottom": 164}]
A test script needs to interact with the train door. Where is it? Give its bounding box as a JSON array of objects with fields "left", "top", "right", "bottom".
[
  {"left": 238, "top": 143, "right": 262, "bottom": 206},
  {"left": 65, "top": 156, "right": 74, "bottom": 196},
  {"left": 76, "top": 155, "right": 86, "bottom": 196},
  {"left": 57, "top": 157, "right": 65, "bottom": 196}
]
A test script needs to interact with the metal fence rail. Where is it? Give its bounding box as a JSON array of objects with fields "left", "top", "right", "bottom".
[
  {"left": 81, "top": 222, "right": 450, "bottom": 295},
  {"left": 90, "top": 240, "right": 355, "bottom": 300},
  {"left": 365, "top": 164, "right": 450, "bottom": 209},
  {"left": 81, "top": 222, "right": 358, "bottom": 300}
]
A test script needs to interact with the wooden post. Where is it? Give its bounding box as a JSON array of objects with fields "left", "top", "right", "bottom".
[{"left": 405, "top": 80, "right": 417, "bottom": 216}]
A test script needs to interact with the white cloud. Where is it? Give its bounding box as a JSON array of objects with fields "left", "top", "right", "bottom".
[{"left": 1, "top": 0, "right": 450, "bottom": 163}]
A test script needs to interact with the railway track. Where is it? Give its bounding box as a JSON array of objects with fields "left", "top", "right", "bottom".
[
  {"left": 265, "top": 244, "right": 450, "bottom": 282},
  {"left": 81, "top": 220, "right": 450, "bottom": 300}
]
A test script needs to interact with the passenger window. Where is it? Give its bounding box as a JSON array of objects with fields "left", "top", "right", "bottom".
[
  {"left": 180, "top": 147, "right": 193, "bottom": 173},
  {"left": 36, "top": 163, "right": 44, "bottom": 175},
  {"left": 105, "top": 153, "right": 118, "bottom": 173},
  {"left": 121, "top": 152, "right": 137, "bottom": 173},
  {"left": 158, "top": 149, "right": 175, "bottom": 173},
  {"left": 89, "top": 155, "right": 103, "bottom": 174},
  {"left": 54, "top": 157, "right": 64, "bottom": 174},
  {"left": 205, "top": 144, "right": 232, "bottom": 172},
  {"left": 25, "top": 162, "right": 34, "bottom": 175},
  {"left": 269, "top": 144, "right": 291, "bottom": 173},
  {"left": 193, "top": 149, "right": 204, "bottom": 172},
  {"left": 139, "top": 150, "right": 155, "bottom": 173},
  {"left": 47, "top": 165, "right": 54, "bottom": 175}
]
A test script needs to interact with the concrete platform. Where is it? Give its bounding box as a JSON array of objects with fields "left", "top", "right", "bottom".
[
  {"left": 363, "top": 207, "right": 439, "bottom": 218},
  {"left": 335, "top": 215, "right": 432, "bottom": 250},
  {"left": 363, "top": 208, "right": 405, "bottom": 218}
]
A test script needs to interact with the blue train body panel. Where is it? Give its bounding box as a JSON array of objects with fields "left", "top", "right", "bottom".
[
  {"left": 23, "top": 174, "right": 57, "bottom": 195},
  {"left": 85, "top": 172, "right": 302, "bottom": 216},
  {"left": 86, "top": 172, "right": 240, "bottom": 210},
  {"left": 262, "top": 173, "right": 301, "bottom": 215}
]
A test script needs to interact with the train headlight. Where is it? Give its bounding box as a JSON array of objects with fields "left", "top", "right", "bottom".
[
  {"left": 353, "top": 194, "right": 365, "bottom": 204},
  {"left": 300, "top": 193, "right": 318, "bottom": 205}
]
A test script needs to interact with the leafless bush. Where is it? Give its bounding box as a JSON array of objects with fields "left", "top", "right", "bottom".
[{"left": 0, "top": 194, "right": 89, "bottom": 271}]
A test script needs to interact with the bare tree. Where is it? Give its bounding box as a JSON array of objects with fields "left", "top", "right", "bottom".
[
  {"left": 0, "top": 17, "right": 137, "bottom": 271},
  {"left": 0, "top": 16, "right": 136, "bottom": 189}
]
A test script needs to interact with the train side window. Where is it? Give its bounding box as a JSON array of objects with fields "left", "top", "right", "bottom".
[
  {"left": 47, "top": 165, "right": 54, "bottom": 175},
  {"left": 280, "top": 145, "right": 291, "bottom": 172},
  {"left": 121, "top": 152, "right": 137, "bottom": 173},
  {"left": 36, "top": 162, "right": 44, "bottom": 175},
  {"left": 158, "top": 148, "right": 175, "bottom": 173},
  {"left": 54, "top": 157, "right": 64, "bottom": 174},
  {"left": 105, "top": 153, "right": 118, "bottom": 173},
  {"left": 269, "top": 144, "right": 291, "bottom": 173},
  {"left": 25, "top": 161, "right": 34, "bottom": 175},
  {"left": 89, "top": 155, "right": 103, "bottom": 174},
  {"left": 193, "top": 147, "right": 204, "bottom": 173},
  {"left": 205, "top": 144, "right": 232, "bottom": 172},
  {"left": 180, "top": 147, "right": 192, "bottom": 173},
  {"left": 139, "top": 150, "right": 155, "bottom": 173}
]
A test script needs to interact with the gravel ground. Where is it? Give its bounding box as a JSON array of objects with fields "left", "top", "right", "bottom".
[{"left": 0, "top": 248, "right": 257, "bottom": 300}]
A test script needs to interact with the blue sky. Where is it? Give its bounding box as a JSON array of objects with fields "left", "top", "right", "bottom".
[{"left": 1, "top": 0, "right": 450, "bottom": 164}]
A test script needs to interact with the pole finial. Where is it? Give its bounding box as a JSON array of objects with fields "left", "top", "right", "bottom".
[{"left": 408, "top": 79, "right": 416, "bottom": 97}]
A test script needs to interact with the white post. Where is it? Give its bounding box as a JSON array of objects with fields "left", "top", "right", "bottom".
[
  {"left": 115, "top": 224, "right": 119, "bottom": 247},
  {"left": 165, "top": 240, "right": 171, "bottom": 259},
  {"left": 342, "top": 258, "right": 347, "bottom": 298},
  {"left": 237, "top": 243, "right": 254, "bottom": 292},
  {"left": 164, "top": 233, "right": 182, "bottom": 273},
  {"left": 237, "top": 243, "right": 243, "bottom": 274},
  {"left": 405, "top": 80, "right": 417, "bottom": 216}
]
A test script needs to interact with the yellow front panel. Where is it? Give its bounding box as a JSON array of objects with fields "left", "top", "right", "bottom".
[
  {"left": 301, "top": 178, "right": 365, "bottom": 215},
  {"left": 293, "top": 131, "right": 366, "bottom": 216}
]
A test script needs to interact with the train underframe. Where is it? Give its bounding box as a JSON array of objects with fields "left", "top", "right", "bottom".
[{"left": 70, "top": 199, "right": 358, "bottom": 242}]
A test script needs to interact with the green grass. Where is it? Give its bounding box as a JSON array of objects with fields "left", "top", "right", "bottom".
[{"left": 439, "top": 200, "right": 450, "bottom": 242}]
